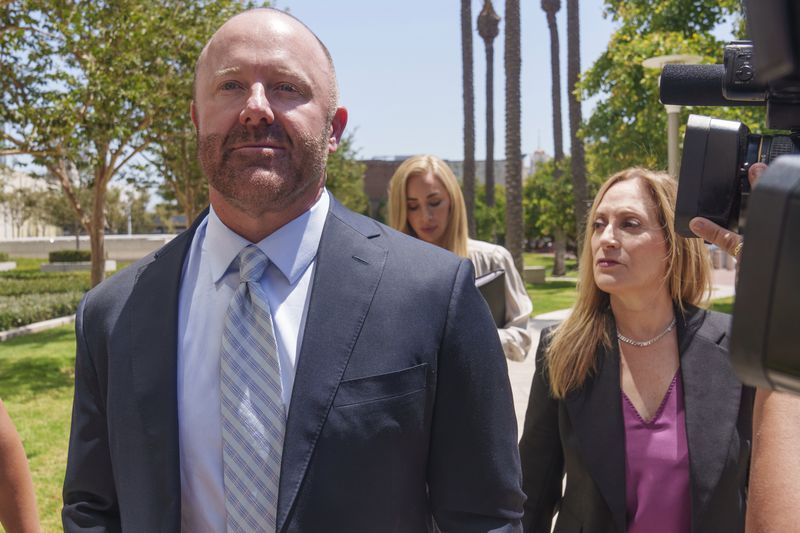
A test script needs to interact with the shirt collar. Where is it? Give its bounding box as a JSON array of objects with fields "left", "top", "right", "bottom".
[{"left": 205, "top": 189, "right": 331, "bottom": 285}]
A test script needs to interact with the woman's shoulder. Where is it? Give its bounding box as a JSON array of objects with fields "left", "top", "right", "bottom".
[
  {"left": 683, "top": 305, "right": 732, "bottom": 347},
  {"left": 467, "top": 238, "right": 512, "bottom": 261}
]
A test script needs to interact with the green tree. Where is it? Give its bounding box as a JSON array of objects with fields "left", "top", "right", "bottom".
[
  {"left": 104, "top": 187, "right": 155, "bottom": 235},
  {"left": 0, "top": 0, "right": 261, "bottom": 286},
  {"left": 580, "top": 0, "right": 759, "bottom": 180},
  {"left": 325, "top": 133, "right": 368, "bottom": 214},
  {"left": 524, "top": 158, "right": 576, "bottom": 274},
  {"left": 149, "top": 119, "right": 208, "bottom": 226},
  {"left": 38, "top": 185, "right": 87, "bottom": 238},
  {"left": 474, "top": 183, "right": 506, "bottom": 243},
  {"left": 0, "top": 187, "right": 42, "bottom": 237}
]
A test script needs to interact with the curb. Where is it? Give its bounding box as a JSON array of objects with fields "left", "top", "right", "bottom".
[{"left": 0, "top": 315, "right": 76, "bottom": 342}]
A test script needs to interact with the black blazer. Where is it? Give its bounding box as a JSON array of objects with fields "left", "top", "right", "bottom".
[
  {"left": 62, "top": 199, "right": 525, "bottom": 532},
  {"left": 519, "top": 306, "right": 754, "bottom": 533}
]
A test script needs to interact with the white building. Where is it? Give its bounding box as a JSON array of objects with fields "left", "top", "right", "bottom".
[{"left": 0, "top": 167, "right": 61, "bottom": 239}]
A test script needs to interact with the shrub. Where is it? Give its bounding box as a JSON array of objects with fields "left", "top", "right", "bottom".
[
  {"left": 0, "top": 291, "right": 84, "bottom": 330},
  {"left": 0, "top": 252, "right": 9, "bottom": 262},
  {"left": 49, "top": 250, "right": 91, "bottom": 263},
  {"left": 0, "top": 272, "right": 91, "bottom": 296}
]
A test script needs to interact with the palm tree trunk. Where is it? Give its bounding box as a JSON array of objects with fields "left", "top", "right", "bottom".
[
  {"left": 504, "top": 0, "right": 524, "bottom": 273},
  {"left": 553, "top": 227, "right": 566, "bottom": 276},
  {"left": 543, "top": 0, "right": 566, "bottom": 276},
  {"left": 567, "top": 0, "right": 588, "bottom": 259},
  {"left": 461, "top": 0, "right": 477, "bottom": 237},
  {"left": 484, "top": 39, "right": 496, "bottom": 208},
  {"left": 543, "top": 3, "right": 564, "bottom": 162}
]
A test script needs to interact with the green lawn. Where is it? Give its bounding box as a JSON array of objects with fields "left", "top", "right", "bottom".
[
  {"left": 709, "top": 296, "right": 734, "bottom": 314},
  {"left": 527, "top": 280, "right": 578, "bottom": 316},
  {"left": 1, "top": 324, "right": 75, "bottom": 533},
  {"left": 11, "top": 256, "right": 47, "bottom": 271},
  {"left": 523, "top": 252, "right": 579, "bottom": 278},
  {"left": 527, "top": 281, "right": 735, "bottom": 318}
]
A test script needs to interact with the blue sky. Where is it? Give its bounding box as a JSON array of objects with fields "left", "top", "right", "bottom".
[{"left": 281, "top": 0, "right": 617, "bottom": 161}]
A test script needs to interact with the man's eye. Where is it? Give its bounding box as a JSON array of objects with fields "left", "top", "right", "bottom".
[
  {"left": 275, "top": 83, "right": 299, "bottom": 93},
  {"left": 220, "top": 81, "right": 242, "bottom": 91}
]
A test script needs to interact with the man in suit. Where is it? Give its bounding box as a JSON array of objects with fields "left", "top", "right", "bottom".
[{"left": 62, "top": 8, "right": 524, "bottom": 532}]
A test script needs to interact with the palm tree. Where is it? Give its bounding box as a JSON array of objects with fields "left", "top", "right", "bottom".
[
  {"left": 478, "top": 0, "right": 500, "bottom": 208},
  {"left": 461, "top": 0, "right": 477, "bottom": 237},
  {"left": 567, "top": 0, "right": 587, "bottom": 259},
  {"left": 542, "top": 0, "right": 566, "bottom": 276},
  {"left": 504, "top": 0, "right": 524, "bottom": 273}
]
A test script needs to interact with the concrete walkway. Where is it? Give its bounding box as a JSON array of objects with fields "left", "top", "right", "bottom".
[{"left": 508, "top": 267, "right": 737, "bottom": 438}]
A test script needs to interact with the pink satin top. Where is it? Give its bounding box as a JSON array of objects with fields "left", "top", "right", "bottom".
[{"left": 622, "top": 371, "right": 692, "bottom": 533}]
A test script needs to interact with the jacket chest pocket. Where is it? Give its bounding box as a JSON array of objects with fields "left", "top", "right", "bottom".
[{"left": 333, "top": 362, "right": 429, "bottom": 408}]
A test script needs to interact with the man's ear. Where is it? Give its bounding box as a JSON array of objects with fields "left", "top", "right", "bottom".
[
  {"left": 190, "top": 101, "right": 199, "bottom": 131},
  {"left": 327, "top": 107, "right": 348, "bottom": 152}
]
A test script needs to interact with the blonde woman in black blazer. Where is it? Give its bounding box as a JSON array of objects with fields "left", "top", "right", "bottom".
[{"left": 519, "top": 168, "right": 754, "bottom": 533}]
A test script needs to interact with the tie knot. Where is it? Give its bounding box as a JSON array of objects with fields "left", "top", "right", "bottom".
[{"left": 236, "top": 245, "right": 268, "bottom": 283}]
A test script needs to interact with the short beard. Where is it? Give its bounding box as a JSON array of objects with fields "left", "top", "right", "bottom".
[{"left": 198, "top": 122, "right": 330, "bottom": 218}]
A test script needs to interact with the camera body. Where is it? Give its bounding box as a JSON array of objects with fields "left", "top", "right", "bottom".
[{"left": 723, "top": 41, "right": 766, "bottom": 102}]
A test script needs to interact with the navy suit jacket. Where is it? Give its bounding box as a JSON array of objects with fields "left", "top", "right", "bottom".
[
  {"left": 63, "top": 199, "right": 525, "bottom": 532},
  {"left": 519, "top": 307, "right": 754, "bottom": 533}
]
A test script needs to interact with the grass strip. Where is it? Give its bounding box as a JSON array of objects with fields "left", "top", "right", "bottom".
[{"left": 1, "top": 324, "right": 76, "bottom": 532}]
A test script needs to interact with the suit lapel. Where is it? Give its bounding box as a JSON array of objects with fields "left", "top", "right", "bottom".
[
  {"left": 277, "top": 202, "right": 386, "bottom": 532},
  {"left": 565, "top": 323, "right": 627, "bottom": 533},
  {"left": 127, "top": 210, "right": 206, "bottom": 522},
  {"left": 678, "top": 307, "right": 741, "bottom": 530}
]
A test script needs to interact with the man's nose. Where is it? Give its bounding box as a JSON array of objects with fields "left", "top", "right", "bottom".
[{"left": 239, "top": 84, "right": 275, "bottom": 126}]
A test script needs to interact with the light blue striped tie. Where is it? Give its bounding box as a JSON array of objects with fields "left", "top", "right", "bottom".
[{"left": 221, "top": 245, "right": 284, "bottom": 533}]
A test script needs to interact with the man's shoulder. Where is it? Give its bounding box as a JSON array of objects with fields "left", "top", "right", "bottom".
[
  {"left": 82, "top": 227, "right": 194, "bottom": 315},
  {"left": 328, "top": 201, "right": 463, "bottom": 267}
]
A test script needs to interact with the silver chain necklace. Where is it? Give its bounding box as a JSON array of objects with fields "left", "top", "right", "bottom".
[{"left": 617, "top": 317, "right": 676, "bottom": 347}]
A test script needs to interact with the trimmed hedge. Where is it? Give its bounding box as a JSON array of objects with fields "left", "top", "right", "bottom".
[
  {"left": 49, "top": 250, "right": 91, "bottom": 263},
  {"left": 0, "top": 252, "right": 9, "bottom": 262},
  {"left": 0, "top": 273, "right": 91, "bottom": 296},
  {"left": 0, "top": 291, "right": 84, "bottom": 330}
]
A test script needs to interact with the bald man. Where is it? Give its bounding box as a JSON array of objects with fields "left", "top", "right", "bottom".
[{"left": 62, "top": 9, "right": 524, "bottom": 532}]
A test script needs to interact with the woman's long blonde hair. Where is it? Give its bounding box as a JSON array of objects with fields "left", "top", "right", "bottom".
[
  {"left": 546, "top": 168, "right": 712, "bottom": 399},
  {"left": 387, "top": 155, "right": 469, "bottom": 257}
]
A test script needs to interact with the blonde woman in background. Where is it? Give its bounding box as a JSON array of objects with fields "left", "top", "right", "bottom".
[
  {"left": 519, "top": 168, "right": 754, "bottom": 533},
  {"left": 388, "top": 154, "right": 533, "bottom": 361}
]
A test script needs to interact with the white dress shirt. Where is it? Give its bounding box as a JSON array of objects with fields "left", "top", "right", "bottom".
[{"left": 177, "top": 191, "right": 330, "bottom": 532}]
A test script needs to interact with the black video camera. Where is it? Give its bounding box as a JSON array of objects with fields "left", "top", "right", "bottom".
[
  {"left": 659, "top": 0, "right": 800, "bottom": 393},
  {"left": 662, "top": 40, "right": 800, "bottom": 236}
]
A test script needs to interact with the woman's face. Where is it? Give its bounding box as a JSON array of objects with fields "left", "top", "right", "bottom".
[
  {"left": 590, "top": 178, "right": 670, "bottom": 298},
  {"left": 405, "top": 172, "right": 452, "bottom": 248}
]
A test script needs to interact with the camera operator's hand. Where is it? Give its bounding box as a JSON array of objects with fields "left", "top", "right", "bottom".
[{"left": 688, "top": 162, "right": 767, "bottom": 258}]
